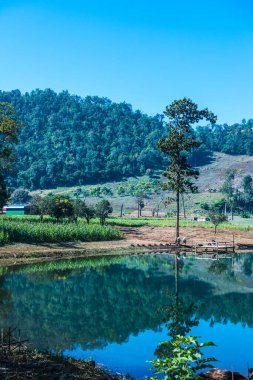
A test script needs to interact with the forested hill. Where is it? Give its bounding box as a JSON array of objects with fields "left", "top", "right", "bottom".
[
  {"left": 0, "top": 89, "right": 165, "bottom": 189},
  {"left": 196, "top": 120, "right": 253, "bottom": 155},
  {"left": 0, "top": 89, "right": 252, "bottom": 190}
]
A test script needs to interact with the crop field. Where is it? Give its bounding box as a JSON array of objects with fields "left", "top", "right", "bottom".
[{"left": 0, "top": 217, "right": 122, "bottom": 244}]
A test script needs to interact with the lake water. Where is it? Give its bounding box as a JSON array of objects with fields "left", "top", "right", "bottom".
[{"left": 0, "top": 253, "right": 253, "bottom": 379}]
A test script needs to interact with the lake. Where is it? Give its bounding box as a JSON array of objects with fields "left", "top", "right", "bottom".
[{"left": 0, "top": 253, "right": 253, "bottom": 379}]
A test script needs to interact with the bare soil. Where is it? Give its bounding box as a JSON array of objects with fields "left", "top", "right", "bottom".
[{"left": 0, "top": 226, "right": 252, "bottom": 267}]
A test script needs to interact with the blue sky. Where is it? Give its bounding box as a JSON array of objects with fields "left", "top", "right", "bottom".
[{"left": 0, "top": 0, "right": 253, "bottom": 123}]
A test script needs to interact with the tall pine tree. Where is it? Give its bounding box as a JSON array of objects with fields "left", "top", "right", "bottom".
[{"left": 157, "top": 98, "right": 217, "bottom": 241}]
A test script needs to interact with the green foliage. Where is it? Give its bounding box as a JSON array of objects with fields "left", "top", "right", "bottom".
[
  {"left": 10, "top": 188, "right": 30, "bottom": 204},
  {"left": 30, "top": 194, "right": 52, "bottom": 220},
  {"left": 0, "top": 219, "right": 122, "bottom": 243},
  {"left": 0, "top": 90, "right": 164, "bottom": 189},
  {"left": 196, "top": 119, "right": 253, "bottom": 155},
  {"left": 157, "top": 98, "right": 216, "bottom": 238},
  {"left": 48, "top": 196, "right": 74, "bottom": 220},
  {"left": 148, "top": 334, "right": 216, "bottom": 380},
  {"left": 200, "top": 202, "right": 210, "bottom": 211},
  {"left": 95, "top": 199, "right": 113, "bottom": 225},
  {"left": 72, "top": 199, "right": 95, "bottom": 224},
  {"left": 208, "top": 211, "right": 227, "bottom": 233},
  {"left": 106, "top": 216, "right": 248, "bottom": 231},
  {"left": 0, "top": 102, "right": 22, "bottom": 207},
  {"left": 0, "top": 102, "right": 22, "bottom": 167},
  {"left": 242, "top": 175, "right": 253, "bottom": 193},
  {"left": 240, "top": 210, "right": 250, "bottom": 218},
  {"left": 0, "top": 230, "right": 9, "bottom": 245},
  {"left": 209, "top": 198, "right": 226, "bottom": 212}
]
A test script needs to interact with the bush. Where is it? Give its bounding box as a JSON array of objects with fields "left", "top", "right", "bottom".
[{"left": 240, "top": 211, "right": 251, "bottom": 218}]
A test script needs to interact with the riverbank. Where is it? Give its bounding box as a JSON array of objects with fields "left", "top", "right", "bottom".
[
  {"left": 0, "top": 225, "right": 252, "bottom": 266},
  {"left": 0, "top": 350, "right": 128, "bottom": 379},
  {"left": 0, "top": 349, "right": 249, "bottom": 380}
]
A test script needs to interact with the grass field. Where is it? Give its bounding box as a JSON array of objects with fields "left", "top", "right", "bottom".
[{"left": 106, "top": 216, "right": 251, "bottom": 231}]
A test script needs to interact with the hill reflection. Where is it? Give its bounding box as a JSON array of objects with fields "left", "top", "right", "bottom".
[{"left": 0, "top": 253, "right": 252, "bottom": 352}]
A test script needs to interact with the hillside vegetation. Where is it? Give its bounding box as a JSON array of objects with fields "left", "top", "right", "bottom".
[
  {"left": 0, "top": 89, "right": 165, "bottom": 189},
  {"left": 0, "top": 89, "right": 252, "bottom": 191}
]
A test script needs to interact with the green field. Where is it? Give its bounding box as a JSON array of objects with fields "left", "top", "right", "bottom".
[
  {"left": 106, "top": 216, "right": 251, "bottom": 231},
  {"left": 0, "top": 217, "right": 122, "bottom": 244}
]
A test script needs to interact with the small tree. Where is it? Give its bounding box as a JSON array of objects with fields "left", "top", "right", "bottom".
[
  {"left": 95, "top": 199, "right": 113, "bottom": 226},
  {"left": 148, "top": 335, "right": 216, "bottom": 380},
  {"left": 0, "top": 102, "right": 22, "bottom": 207},
  {"left": 157, "top": 98, "right": 216, "bottom": 241},
  {"left": 49, "top": 196, "right": 74, "bottom": 221},
  {"left": 134, "top": 189, "right": 147, "bottom": 218},
  {"left": 30, "top": 194, "right": 52, "bottom": 221},
  {"left": 208, "top": 211, "right": 227, "bottom": 233},
  {"left": 72, "top": 199, "right": 95, "bottom": 224},
  {"left": 11, "top": 188, "right": 30, "bottom": 204},
  {"left": 242, "top": 175, "right": 253, "bottom": 194}
]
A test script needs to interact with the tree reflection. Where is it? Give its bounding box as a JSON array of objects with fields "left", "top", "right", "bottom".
[
  {"left": 150, "top": 255, "right": 216, "bottom": 379},
  {"left": 0, "top": 253, "right": 253, "bottom": 355}
]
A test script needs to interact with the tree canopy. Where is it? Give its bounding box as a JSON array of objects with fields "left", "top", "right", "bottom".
[
  {"left": 0, "top": 89, "right": 165, "bottom": 189},
  {"left": 0, "top": 102, "right": 22, "bottom": 206},
  {"left": 0, "top": 89, "right": 252, "bottom": 191}
]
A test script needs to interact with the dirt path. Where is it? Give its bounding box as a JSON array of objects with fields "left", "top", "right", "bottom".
[{"left": 0, "top": 226, "right": 252, "bottom": 266}]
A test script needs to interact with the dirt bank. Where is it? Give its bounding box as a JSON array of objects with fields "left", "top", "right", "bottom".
[{"left": 0, "top": 225, "right": 252, "bottom": 267}]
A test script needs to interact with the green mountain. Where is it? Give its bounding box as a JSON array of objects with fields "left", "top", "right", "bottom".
[
  {"left": 0, "top": 89, "right": 252, "bottom": 190},
  {"left": 0, "top": 89, "right": 165, "bottom": 189}
]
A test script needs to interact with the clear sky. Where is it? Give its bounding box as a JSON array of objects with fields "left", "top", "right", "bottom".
[{"left": 0, "top": 0, "right": 253, "bottom": 124}]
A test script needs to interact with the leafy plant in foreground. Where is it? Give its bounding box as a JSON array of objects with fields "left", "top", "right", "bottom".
[{"left": 148, "top": 334, "right": 216, "bottom": 380}]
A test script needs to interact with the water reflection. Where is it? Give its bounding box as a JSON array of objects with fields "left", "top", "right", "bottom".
[{"left": 0, "top": 253, "right": 253, "bottom": 377}]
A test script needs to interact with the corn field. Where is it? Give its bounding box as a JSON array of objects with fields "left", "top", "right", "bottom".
[{"left": 0, "top": 219, "right": 122, "bottom": 244}]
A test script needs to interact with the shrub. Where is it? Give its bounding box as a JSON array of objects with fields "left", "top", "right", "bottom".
[
  {"left": 240, "top": 211, "right": 251, "bottom": 218},
  {"left": 148, "top": 334, "right": 216, "bottom": 380}
]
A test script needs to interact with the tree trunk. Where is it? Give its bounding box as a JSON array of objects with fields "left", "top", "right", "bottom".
[
  {"left": 176, "top": 190, "right": 180, "bottom": 242},
  {"left": 174, "top": 254, "right": 179, "bottom": 333},
  {"left": 215, "top": 225, "right": 217, "bottom": 234},
  {"left": 120, "top": 204, "right": 124, "bottom": 217},
  {"left": 181, "top": 193, "right": 186, "bottom": 219},
  {"left": 137, "top": 202, "right": 140, "bottom": 218}
]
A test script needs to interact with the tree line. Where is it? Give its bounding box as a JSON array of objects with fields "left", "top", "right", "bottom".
[{"left": 28, "top": 195, "right": 113, "bottom": 225}]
